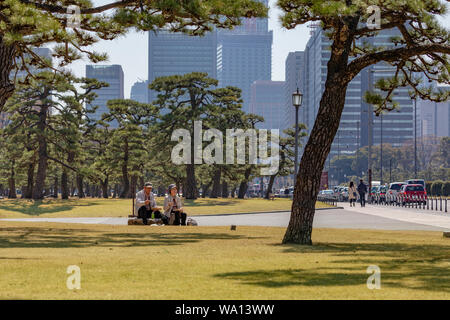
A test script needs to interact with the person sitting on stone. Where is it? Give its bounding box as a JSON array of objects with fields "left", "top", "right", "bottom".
[
  {"left": 163, "top": 184, "right": 187, "bottom": 226},
  {"left": 136, "top": 182, "right": 163, "bottom": 225}
]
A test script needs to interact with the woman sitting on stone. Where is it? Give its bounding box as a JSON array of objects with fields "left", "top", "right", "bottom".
[{"left": 163, "top": 184, "right": 187, "bottom": 226}]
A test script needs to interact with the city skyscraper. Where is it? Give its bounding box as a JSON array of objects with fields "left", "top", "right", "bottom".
[
  {"left": 217, "top": 0, "right": 272, "bottom": 112},
  {"left": 130, "top": 80, "right": 148, "bottom": 103},
  {"left": 147, "top": 30, "right": 217, "bottom": 104},
  {"left": 284, "top": 51, "right": 305, "bottom": 133},
  {"left": 85, "top": 64, "right": 124, "bottom": 125},
  {"left": 302, "top": 28, "right": 415, "bottom": 166},
  {"left": 249, "top": 80, "right": 285, "bottom": 132},
  {"left": 417, "top": 85, "right": 450, "bottom": 137}
]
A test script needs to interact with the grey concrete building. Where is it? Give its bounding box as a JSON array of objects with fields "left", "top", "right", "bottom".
[
  {"left": 85, "top": 64, "right": 124, "bottom": 125},
  {"left": 217, "top": 1, "right": 272, "bottom": 113},
  {"left": 302, "top": 28, "right": 415, "bottom": 166},
  {"left": 250, "top": 80, "right": 285, "bottom": 132},
  {"left": 130, "top": 80, "right": 148, "bottom": 103},
  {"left": 284, "top": 51, "right": 306, "bottom": 133},
  {"left": 417, "top": 86, "right": 450, "bottom": 137},
  {"left": 147, "top": 30, "right": 217, "bottom": 104}
]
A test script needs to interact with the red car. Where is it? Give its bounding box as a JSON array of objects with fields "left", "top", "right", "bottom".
[{"left": 399, "top": 184, "right": 427, "bottom": 205}]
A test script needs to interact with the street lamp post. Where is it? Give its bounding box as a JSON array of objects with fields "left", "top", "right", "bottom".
[
  {"left": 368, "top": 66, "right": 396, "bottom": 197},
  {"left": 414, "top": 97, "right": 417, "bottom": 177},
  {"left": 380, "top": 113, "right": 383, "bottom": 185},
  {"left": 292, "top": 88, "right": 303, "bottom": 176},
  {"left": 368, "top": 69, "right": 373, "bottom": 202}
]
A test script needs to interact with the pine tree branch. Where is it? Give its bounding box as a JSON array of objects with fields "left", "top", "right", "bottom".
[{"left": 344, "top": 43, "right": 450, "bottom": 83}]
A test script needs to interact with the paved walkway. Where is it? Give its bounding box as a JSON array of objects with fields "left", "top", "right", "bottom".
[
  {"left": 336, "top": 202, "right": 450, "bottom": 230},
  {"left": 1, "top": 204, "right": 449, "bottom": 231}
]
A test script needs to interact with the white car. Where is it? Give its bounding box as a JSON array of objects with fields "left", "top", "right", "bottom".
[
  {"left": 319, "top": 190, "right": 334, "bottom": 196},
  {"left": 387, "top": 182, "right": 406, "bottom": 202}
]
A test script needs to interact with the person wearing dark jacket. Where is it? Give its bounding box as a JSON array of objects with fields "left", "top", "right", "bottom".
[
  {"left": 135, "top": 182, "right": 163, "bottom": 225},
  {"left": 357, "top": 179, "right": 367, "bottom": 207}
]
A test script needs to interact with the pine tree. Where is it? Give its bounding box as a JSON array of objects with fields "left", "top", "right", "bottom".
[
  {"left": 278, "top": 0, "right": 449, "bottom": 244},
  {"left": 0, "top": 0, "right": 266, "bottom": 108}
]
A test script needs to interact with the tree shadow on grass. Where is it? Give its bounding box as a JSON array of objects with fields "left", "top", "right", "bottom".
[
  {"left": 214, "top": 241, "right": 450, "bottom": 293},
  {"left": 183, "top": 199, "right": 239, "bottom": 207},
  {"left": 0, "top": 226, "right": 263, "bottom": 249},
  {"left": 0, "top": 199, "right": 100, "bottom": 216},
  {"left": 215, "top": 269, "right": 366, "bottom": 288}
]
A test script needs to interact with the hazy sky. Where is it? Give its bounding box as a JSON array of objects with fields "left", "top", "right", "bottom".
[{"left": 66, "top": 0, "right": 449, "bottom": 98}]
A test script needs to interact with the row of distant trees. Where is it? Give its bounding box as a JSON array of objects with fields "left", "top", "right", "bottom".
[
  {"left": 0, "top": 72, "right": 305, "bottom": 200},
  {"left": 328, "top": 136, "right": 450, "bottom": 184},
  {"left": 425, "top": 181, "right": 450, "bottom": 197}
]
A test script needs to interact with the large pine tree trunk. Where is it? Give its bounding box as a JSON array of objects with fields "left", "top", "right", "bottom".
[
  {"left": 283, "top": 74, "right": 351, "bottom": 244},
  {"left": 185, "top": 163, "right": 197, "bottom": 199},
  {"left": 61, "top": 152, "right": 75, "bottom": 199},
  {"left": 32, "top": 104, "right": 49, "bottom": 200},
  {"left": 101, "top": 178, "right": 109, "bottom": 199},
  {"left": 119, "top": 138, "right": 129, "bottom": 198},
  {"left": 53, "top": 176, "right": 58, "bottom": 198},
  {"left": 201, "top": 182, "right": 211, "bottom": 198},
  {"left": 85, "top": 183, "right": 91, "bottom": 197},
  {"left": 265, "top": 174, "right": 276, "bottom": 199},
  {"left": 0, "top": 37, "right": 16, "bottom": 109},
  {"left": 210, "top": 167, "right": 222, "bottom": 198},
  {"left": 61, "top": 169, "right": 69, "bottom": 199},
  {"left": 129, "top": 174, "right": 137, "bottom": 199},
  {"left": 113, "top": 184, "right": 119, "bottom": 198},
  {"left": 221, "top": 180, "right": 228, "bottom": 198},
  {"left": 8, "top": 162, "right": 16, "bottom": 199},
  {"left": 238, "top": 167, "right": 252, "bottom": 199},
  {"left": 76, "top": 174, "right": 85, "bottom": 198},
  {"left": 282, "top": 19, "right": 358, "bottom": 245},
  {"left": 25, "top": 163, "right": 35, "bottom": 199}
]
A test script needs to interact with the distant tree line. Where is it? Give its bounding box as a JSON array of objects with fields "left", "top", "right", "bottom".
[
  {"left": 328, "top": 136, "right": 450, "bottom": 185},
  {"left": 426, "top": 181, "right": 450, "bottom": 197},
  {"left": 0, "top": 72, "right": 306, "bottom": 200}
]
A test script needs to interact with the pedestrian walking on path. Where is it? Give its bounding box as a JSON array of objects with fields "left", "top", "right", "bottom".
[
  {"left": 357, "top": 179, "right": 368, "bottom": 207},
  {"left": 349, "top": 181, "right": 357, "bottom": 207}
]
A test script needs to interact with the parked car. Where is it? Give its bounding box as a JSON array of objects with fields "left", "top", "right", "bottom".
[
  {"left": 376, "top": 185, "right": 387, "bottom": 202},
  {"left": 333, "top": 186, "right": 343, "bottom": 198},
  {"left": 399, "top": 184, "right": 427, "bottom": 205},
  {"left": 387, "top": 182, "right": 406, "bottom": 202},
  {"left": 406, "top": 179, "right": 425, "bottom": 187},
  {"left": 369, "top": 186, "right": 378, "bottom": 202},
  {"left": 338, "top": 186, "right": 349, "bottom": 201},
  {"left": 319, "top": 190, "right": 335, "bottom": 197},
  {"left": 333, "top": 186, "right": 340, "bottom": 196}
]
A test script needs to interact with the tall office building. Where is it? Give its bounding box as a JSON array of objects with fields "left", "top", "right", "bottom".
[
  {"left": 85, "top": 64, "right": 124, "bottom": 124},
  {"left": 130, "top": 80, "right": 148, "bottom": 103},
  {"left": 249, "top": 80, "right": 285, "bottom": 132},
  {"left": 302, "top": 28, "right": 415, "bottom": 163},
  {"left": 417, "top": 86, "right": 450, "bottom": 137},
  {"left": 284, "top": 51, "right": 305, "bottom": 132},
  {"left": 147, "top": 30, "right": 217, "bottom": 104},
  {"left": 361, "top": 29, "right": 414, "bottom": 150},
  {"left": 217, "top": 0, "right": 272, "bottom": 112}
]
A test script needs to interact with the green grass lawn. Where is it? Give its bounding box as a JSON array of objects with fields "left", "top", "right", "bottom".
[
  {"left": 0, "top": 197, "right": 332, "bottom": 218},
  {"left": 0, "top": 222, "right": 449, "bottom": 299}
]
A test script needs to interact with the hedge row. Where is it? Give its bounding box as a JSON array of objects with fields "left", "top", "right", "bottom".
[{"left": 425, "top": 181, "right": 450, "bottom": 196}]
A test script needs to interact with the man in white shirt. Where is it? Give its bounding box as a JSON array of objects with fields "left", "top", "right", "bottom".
[{"left": 135, "top": 182, "right": 163, "bottom": 225}]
